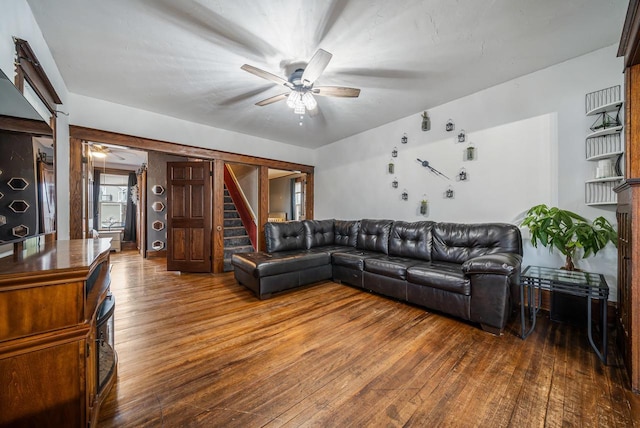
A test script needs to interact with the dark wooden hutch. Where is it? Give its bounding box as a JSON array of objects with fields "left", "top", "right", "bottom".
[{"left": 615, "top": 0, "right": 640, "bottom": 393}]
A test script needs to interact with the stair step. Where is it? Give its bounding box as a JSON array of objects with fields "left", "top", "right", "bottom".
[
  {"left": 224, "top": 245, "right": 254, "bottom": 260},
  {"left": 224, "top": 203, "right": 236, "bottom": 210},
  {"left": 224, "top": 218, "right": 243, "bottom": 227},
  {"left": 224, "top": 210, "right": 240, "bottom": 219},
  {"left": 224, "top": 236, "right": 251, "bottom": 247},
  {"left": 224, "top": 196, "right": 233, "bottom": 204},
  {"left": 224, "top": 226, "right": 248, "bottom": 237}
]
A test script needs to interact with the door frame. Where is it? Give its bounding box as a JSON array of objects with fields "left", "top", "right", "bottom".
[{"left": 69, "top": 126, "right": 315, "bottom": 271}]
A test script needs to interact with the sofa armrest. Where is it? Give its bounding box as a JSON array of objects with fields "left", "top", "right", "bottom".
[{"left": 461, "top": 253, "right": 522, "bottom": 276}]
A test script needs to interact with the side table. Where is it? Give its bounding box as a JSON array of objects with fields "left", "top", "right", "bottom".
[{"left": 520, "top": 265, "right": 609, "bottom": 364}]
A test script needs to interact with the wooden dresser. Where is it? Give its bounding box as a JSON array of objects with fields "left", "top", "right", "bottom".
[{"left": 0, "top": 239, "right": 116, "bottom": 427}]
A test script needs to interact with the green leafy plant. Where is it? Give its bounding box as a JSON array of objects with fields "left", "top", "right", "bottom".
[{"left": 520, "top": 204, "right": 617, "bottom": 271}]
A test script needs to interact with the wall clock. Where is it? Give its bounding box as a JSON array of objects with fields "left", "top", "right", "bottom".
[{"left": 416, "top": 158, "right": 450, "bottom": 180}]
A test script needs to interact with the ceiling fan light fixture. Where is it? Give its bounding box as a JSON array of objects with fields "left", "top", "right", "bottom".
[
  {"left": 294, "top": 101, "right": 306, "bottom": 115},
  {"left": 286, "top": 91, "right": 298, "bottom": 108},
  {"left": 302, "top": 92, "right": 317, "bottom": 110}
]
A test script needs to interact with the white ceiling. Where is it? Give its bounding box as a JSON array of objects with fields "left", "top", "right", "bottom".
[{"left": 26, "top": 0, "right": 627, "bottom": 149}]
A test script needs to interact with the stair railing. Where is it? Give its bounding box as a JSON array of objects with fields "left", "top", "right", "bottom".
[{"left": 223, "top": 165, "right": 257, "bottom": 249}]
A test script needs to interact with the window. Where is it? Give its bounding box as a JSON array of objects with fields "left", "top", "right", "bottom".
[{"left": 98, "top": 173, "right": 129, "bottom": 230}]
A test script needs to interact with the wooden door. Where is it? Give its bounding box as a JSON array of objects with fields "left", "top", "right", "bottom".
[{"left": 167, "top": 162, "right": 211, "bottom": 272}]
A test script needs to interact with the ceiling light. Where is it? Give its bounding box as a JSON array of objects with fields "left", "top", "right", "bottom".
[
  {"left": 286, "top": 91, "right": 298, "bottom": 109},
  {"left": 302, "top": 92, "right": 317, "bottom": 110},
  {"left": 91, "top": 150, "right": 106, "bottom": 158}
]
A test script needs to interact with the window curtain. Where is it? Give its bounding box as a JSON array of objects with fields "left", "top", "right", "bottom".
[
  {"left": 93, "top": 169, "right": 101, "bottom": 231},
  {"left": 290, "top": 178, "right": 296, "bottom": 221},
  {"left": 123, "top": 172, "right": 137, "bottom": 241}
]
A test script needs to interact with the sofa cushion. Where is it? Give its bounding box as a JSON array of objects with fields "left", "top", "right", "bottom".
[
  {"left": 334, "top": 220, "right": 360, "bottom": 247},
  {"left": 332, "top": 249, "right": 380, "bottom": 270},
  {"left": 364, "top": 256, "right": 421, "bottom": 280},
  {"left": 388, "top": 221, "right": 433, "bottom": 261},
  {"left": 304, "top": 219, "right": 335, "bottom": 249},
  {"left": 356, "top": 219, "right": 394, "bottom": 254},
  {"left": 232, "top": 251, "right": 330, "bottom": 277},
  {"left": 407, "top": 261, "right": 471, "bottom": 295},
  {"left": 265, "top": 221, "right": 306, "bottom": 252},
  {"left": 431, "top": 222, "right": 523, "bottom": 264}
]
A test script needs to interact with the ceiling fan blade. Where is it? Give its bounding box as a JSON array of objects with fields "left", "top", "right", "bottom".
[
  {"left": 301, "top": 49, "right": 332, "bottom": 87},
  {"left": 313, "top": 86, "right": 360, "bottom": 97},
  {"left": 241, "top": 64, "right": 293, "bottom": 88},
  {"left": 256, "top": 93, "right": 289, "bottom": 106}
]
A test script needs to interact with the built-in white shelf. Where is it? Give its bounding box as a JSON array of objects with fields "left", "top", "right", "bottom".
[
  {"left": 586, "top": 101, "right": 624, "bottom": 116},
  {"left": 585, "top": 176, "right": 624, "bottom": 183},
  {"left": 584, "top": 85, "right": 624, "bottom": 206},
  {"left": 586, "top": 125, "right": 623, "bottom": 139},
  {"left": 586, "top": 151, "right": 623, "bottom": 162}
]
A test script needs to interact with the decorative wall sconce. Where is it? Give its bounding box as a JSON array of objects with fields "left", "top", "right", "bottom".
[
  {"left": 388, "top": 160, "right": 395, "bottom": 174},
  {"left": 466, "top": 143, "right": 476, "bottom": 161},
  {"left": 392, "top": 178, "right": 399, "bottom": 188},
  {"left": 152, "top": 184, "right": 165, "bottom": 195},
  {"left": 12, "top": 224, "right": 29, "bottom": 238},
  {"left": 401, "top": 190, "right": 409, "bottom": 201},
  {"left": 445, "top": 187, "right": 455, "bottom": 199},
  {"left": 457, "top": 129, "right": 466, "bottom": 143},
  {"left": 458, "top": 168, "right": 468, "bottom": 181},
  {"left": 446, "top": 119, "right": 455, "bottom": 132},
  {"left": 8, "top": 177, "right": 29, "bottom": 191},
  {"left": 392, "top": 147, "right": 398, "bottom": 158},
  {"left": 8, "top": 200, "right": 30, "bottom": 213},
  {"left": 401, "top": 133, "right": 408, "bottom": 144},
  {"left": 420, "top": 198, "right": 428, "bottom": 215},
  {"left": 422, "top": 111, "right": 431, "bottom": 131},
  {"left": 151, "top": 240, "right": 165, "bottom": 251}
]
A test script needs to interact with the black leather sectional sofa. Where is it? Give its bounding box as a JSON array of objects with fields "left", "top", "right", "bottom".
[{"left": 231, "top": 219, "right": 523, "bottom": 334}]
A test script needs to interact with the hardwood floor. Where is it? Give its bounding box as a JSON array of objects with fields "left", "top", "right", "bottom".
[{"left": 98, "top": 251, "right": 640, "bottom": 427}]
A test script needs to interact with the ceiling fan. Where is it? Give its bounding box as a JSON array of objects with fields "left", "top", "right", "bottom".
[
  {"left": 241, "top": 49, "right": 360, "bottom": 116},
  {"left": 89, "top": 144, "right": 126, "bottom": 161}
]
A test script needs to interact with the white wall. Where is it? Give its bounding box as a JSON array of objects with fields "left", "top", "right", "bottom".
[
  {"left": 68, "top": 93, "right": 315, "bottom": 167},
  {"left": 315, "top": 45, "right": 622, "bottom": 299}
]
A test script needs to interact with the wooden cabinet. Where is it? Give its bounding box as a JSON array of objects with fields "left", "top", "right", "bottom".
[
  {"left": 0, "top": 239, "right": 115, "bottom": 427},
  {"left": 617, "top": 0, "right": 640, "bottom": 393}
]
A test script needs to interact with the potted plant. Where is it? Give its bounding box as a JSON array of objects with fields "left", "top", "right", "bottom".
[{"left": 520, "top": 204, "right": 617, "bottom": 271}]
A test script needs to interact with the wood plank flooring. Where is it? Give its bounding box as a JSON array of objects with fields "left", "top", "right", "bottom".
[{"left": 98, "top": 251, "right": 640, "bottom": 427}]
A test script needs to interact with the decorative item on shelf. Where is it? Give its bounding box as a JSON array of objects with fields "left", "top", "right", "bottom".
[
  {"left": 401, "top": 189, "right": 408, "bottom": 201},
  {"left": 595, "top": 159, "right": 614, "bottom": 178},
  {"left": 520, "top": 204, "right": 616, "bottom": 271},
  {"left": 388, "top": 160, "right": 395, "bottom": 174},
  {"left": 446, "top": 119, "right": 455, "bottom": 132},
  {"left": 457, "top": 129, "right": 466, "bottom": 143},
  {"left": 421, "top": 111, "right": 431, "bottom": 131},
  {"left": 392, "top": 147, "right": 398, "bottom": 158},
  {"left": 445, "top": 187, "right": 455, "bottom": 199},
  {"left": 589, "top": 112, "right": 621, "bottom": 132},
  {"left": 458, "top": 168, "right": 468, "bottom": 181},
  {"left": 615, "top": 153, "right": 623, "bottom": 176},
  {"left": 401, "top": 133, "right": 408, "bottom": 144},
  {"left": 420, "top": 198, "right": 428, "bottom": 215},
  {"left": 465, "top": 143, "right": 476, "bottom": 161},
  {"left": 392, "top": 178, "right": 399, "bottom": 188}
]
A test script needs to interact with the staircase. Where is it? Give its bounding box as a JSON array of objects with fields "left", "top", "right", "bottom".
[{"left": 223, "top": 186, "right": 254, "bottom": 272}]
